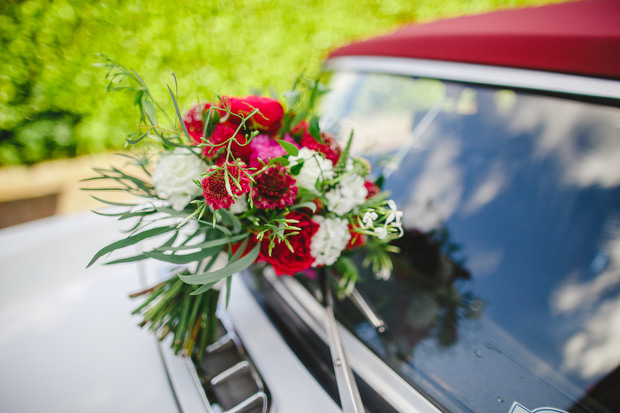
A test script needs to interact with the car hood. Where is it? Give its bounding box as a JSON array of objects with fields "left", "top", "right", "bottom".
[{"left": 0, "top": 212, "right": 179, "bottom": 412}]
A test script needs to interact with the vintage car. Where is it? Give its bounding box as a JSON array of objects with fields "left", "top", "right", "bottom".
[{"left": 1, "top": 0, "right": 619, "bottom": 412}]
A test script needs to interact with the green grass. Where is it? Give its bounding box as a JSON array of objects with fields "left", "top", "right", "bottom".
[{"left": 0, "top": 0, "right": 559, "bottom": 166}]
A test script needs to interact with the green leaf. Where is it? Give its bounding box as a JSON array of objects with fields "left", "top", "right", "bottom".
[
  {"left": 308, "top": 115, "right": 321, "bottom": 141},
  {"left": 290, "top": 162, "right": 303, "bottom": 175},
  {"left": 291, "top": 110, "right": 308, "bottom": 128},
  {"left": 283, "top": 90, "right": 301, "bottom": 107},
  {"left": 144, "top": 246, "right": 222, "bottom": 264},
  {"left": 90, "top": 208, "right": 131, "bottom": 217},
  {"left": 225, "top": 275, "right": 232, "bottom": 309},
  {"left": 168, "top": 80, "right": 191, "bottom": 142},
  {"left": 219, "top": 209, "right": 242, "bottom": 234},
  {"left": 269, "top": 156, "right": 289, "bottom": 166},
  {"left": 126, "top": 131, "right": 149, "bottom": 145},
  {"left": 87, "top": 225, "right": 174, "bottom": 268},
  {"left": 180, "top": 243, "right": 260, "bottom": 288},
  {"left": 277, "top": 139, "right": 299, "bottom": 157},
  {"left": 160, "top": 233, "right": 248, "bottom": 251},
  {"left": 142, "top": 98, "right": 158, "bottom": 126},
  {"left": 290, "top": 201, "right": 317, "bottom": 213}
]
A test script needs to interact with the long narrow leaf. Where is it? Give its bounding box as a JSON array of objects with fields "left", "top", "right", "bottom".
[
  {"left": 157, "top": 233, "right": 247, "bottom": 252},
  {"left": 144, "top": 246, "right": 222, "bottom": 265},
  {"left": 168, "top": 81, "right": 191, "bottom": 141},
  {"left": 87, "top": 225, "right": 174, "bottom": 268},
  {"left": 218, "top": 209, "right": 242, "bottom": 234},
  {"left": 180, "top": 244, "right": 259, "bottom": 287},
  {"left": 105, "top": 232, "right": 179, "bottom": 265}
]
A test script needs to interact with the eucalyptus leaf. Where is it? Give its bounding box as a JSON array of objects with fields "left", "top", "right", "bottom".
[
  {"left": 145, "top": 246, "right": 222, "bottom": 264},
  {"left": 180, "top": 244, "right": 259, "bottom": 287},
  {"left": 161, "top": 233, "right": 248, "bottom": 252},
  {"left": 87, "top": 225, "right": 174, "bottom": 268},
  {"left": 219, "top": 209, "right": 242, "bottom": 234},
  {"left": 168, "top": 81, "right": 191, "bottom": 141}
]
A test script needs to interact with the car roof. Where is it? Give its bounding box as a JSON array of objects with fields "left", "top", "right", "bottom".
[{"left": 329, "top": 0, "right": 620, "bottom": 80}]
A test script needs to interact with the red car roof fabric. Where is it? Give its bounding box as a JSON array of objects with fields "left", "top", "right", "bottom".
[{"left": 329, "top": 0, "right": 620, "bottom": 79}]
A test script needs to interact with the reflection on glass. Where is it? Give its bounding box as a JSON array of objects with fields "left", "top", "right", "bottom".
[{"left": 320, "top": 71, "right": 620, "bottom": 413}]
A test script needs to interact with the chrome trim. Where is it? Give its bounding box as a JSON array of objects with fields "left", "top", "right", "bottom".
[
  {"left": 159, "top": 336, "right": 213, "bottom": 413},
  {"left": 206, "top": 334, "right": 232, "bottom": 353},
  {"left": 263, "top": 270, "right": 441, "bottom": 413},
  {"left": 348, "top": 288, "right": 385, "bottom": 333},
  {"left": 211, "top": 360, "right": 250, "bottom": 385},
  {"left": 323, "top": 56, "right": 620, "bottom": 100},
  {"left": 225, "top": 392, "right": 268, "bottom": 413}
]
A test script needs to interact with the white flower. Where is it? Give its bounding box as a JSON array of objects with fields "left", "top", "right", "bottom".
[
  {"left": 229, "top": 194, "right": 248, "bottom": 214},
  {"left": 385, "top": 200, "right": 404, "bottom": 236},
  {"left": 288, "top": 148, "right": 333, "bottom": 193},
  {"left": 376, "top": 267, "right": 391, "bottom": 280},
  {"left": 152, "top": 148, "right": 206, "bottom": 211},
  {"left": 374, "top": 226, "right": 388, "bottom": 240},
  {"left": 325, "top": 173, "right": 368, "bottom": 216},
  {"left": 310, "top": 216, "right": 351, "bottom": 267},
  {"left": 362, "top": 211, "right": 378, "bottom": 228}
]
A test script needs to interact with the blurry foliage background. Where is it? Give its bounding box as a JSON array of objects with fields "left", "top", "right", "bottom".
[{"left": 1, "top": 0, "right": 557, "bottom": 166}]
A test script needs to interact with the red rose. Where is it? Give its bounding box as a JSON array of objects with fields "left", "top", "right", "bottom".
[
  {"left": 226, "top": 96, "right": 284, "bottom": 133},
  {"left": 258, "top": 211, "right": 319, "bottom": 276}
]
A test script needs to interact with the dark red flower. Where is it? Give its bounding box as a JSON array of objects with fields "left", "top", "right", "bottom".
[
  {"left": 258, "top": 211, "right": 319, "bottom": 276},
  {"left": 251, "top": 165, "right": 298, "bottom": 210},
  {"left": 293, "top": 121, "right": 341, "bottom": 164},
  {"left": 227, "top": 96, "right": 284, "bottom": 133},
  {"left": 201, "top": 162, "right": 251, "bottom": 210},
  {"left": 364, "top": 180, "right": 380, "bottom": 199}
]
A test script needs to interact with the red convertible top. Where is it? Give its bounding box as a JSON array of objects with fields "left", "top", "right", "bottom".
[{"left": 329, "top": 0, "right": 620, "bottom": 79}]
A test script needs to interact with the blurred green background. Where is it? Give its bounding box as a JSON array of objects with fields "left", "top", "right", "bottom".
[{"left": 1, "top": 0, "right": 558, "bottom": 167}]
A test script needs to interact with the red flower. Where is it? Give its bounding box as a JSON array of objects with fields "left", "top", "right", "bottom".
[
  {"left": 258, "top": 211, "right": 319, "bottom": 276},
  {"left": 293, "top": 121, "right": 341, "bottom": 164},
  {"left": 183, "top": 103, "right": 252, "bottom": 164},
  {"left": 364, "top": 180, "right": 380, "bottom": 199},
  {"left": 251, "top": 165, "right": 298, "bottom": 210},
  {"left": 347, "top": 223, "right": 367, "bottom": 250},
  {"left": 183, "top": 102, "right": 210, "bottom": 143},
  {"left": 201, "top": 162, "right": 251, "bottom": 210},
  {"left": 227, "top": 96, "right": 284, "bottom": 133},
  {"left": 203, "top": 122, "right": 252, "bottom": 165}
]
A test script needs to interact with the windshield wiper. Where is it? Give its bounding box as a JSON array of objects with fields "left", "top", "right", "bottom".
[{"left": 319, "top": 269, "right": 365, "bottom": 413}]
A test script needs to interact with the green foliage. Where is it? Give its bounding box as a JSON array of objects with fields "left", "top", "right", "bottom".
[{"left": 0, "top": 0, "right": 559, "bottom": 166}]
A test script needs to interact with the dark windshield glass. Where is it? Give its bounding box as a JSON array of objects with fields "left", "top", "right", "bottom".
[{"left": 319, "top": 72, "right": 620, "bottom": 413}]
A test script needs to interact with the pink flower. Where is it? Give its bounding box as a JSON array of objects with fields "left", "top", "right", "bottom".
[
  {"left": 201, "top": 162, "right": 251, "bottom": 210},
  {"left": 251, "top": 165, "right": 298, "bottom": 210},
  {"left": 248, "top": 134, "right": 299, "bottom": 169}
]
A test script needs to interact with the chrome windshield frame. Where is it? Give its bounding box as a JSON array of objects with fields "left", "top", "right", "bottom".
[{"left": 323, "top": 56, "right": 620, "bottom": 101}]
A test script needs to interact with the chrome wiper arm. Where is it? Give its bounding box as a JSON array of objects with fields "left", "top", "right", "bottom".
[
  {"left": 320, "top": 270, "right": 365, "bottom": 413},
  {"left": 348, "top": 287, "right": 386, "bottom": 333}
]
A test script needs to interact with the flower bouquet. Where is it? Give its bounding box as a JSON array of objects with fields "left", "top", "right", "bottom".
[{"left": 86, "top": 57, "right": 403, "bottom": 359}]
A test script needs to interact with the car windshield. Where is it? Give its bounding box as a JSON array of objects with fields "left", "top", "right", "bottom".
[{"left": 317, "top": 71, "right": 620, "bottom": 413}]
